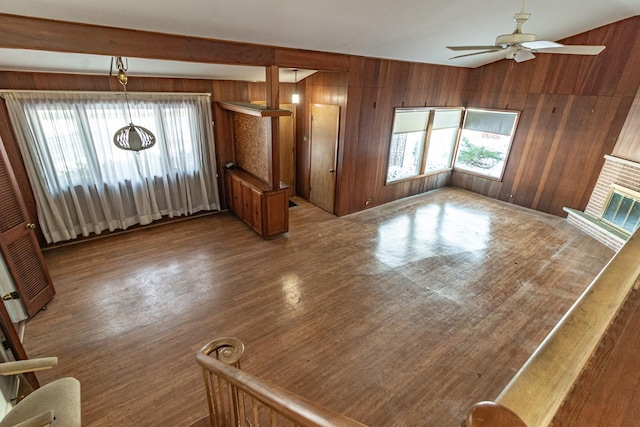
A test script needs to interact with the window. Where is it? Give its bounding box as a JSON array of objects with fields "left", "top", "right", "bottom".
[
  {"left": 386, "top": 108, "right": 462, "bottom": 183},
  {"left": 31, "top": 100, "right": 201, "bottom": 192},
  {"left": 4, "top": 91, "right": 220, "bottom": 243},
  {"left": 453, "top": 108, "right": 519, "bottom": 180},
  {"left": 427, "top": 109, "right": 463, "bottom": 171},
  {"left": 601, "top": 185, "right": 640, "bottom": 235},
  {"left": 387, "top": 109, "right": 428, "bottom": 182}
]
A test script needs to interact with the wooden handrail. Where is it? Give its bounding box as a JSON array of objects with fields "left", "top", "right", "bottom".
[
  {"left": 483, "top": 228, "right": 640, "bottom": 426},
  {"left": 465, "top": 401, "right": 526, "bottom": 427},
  {"left": 196, "top": 337, "right": 367, "bottom": 427}
]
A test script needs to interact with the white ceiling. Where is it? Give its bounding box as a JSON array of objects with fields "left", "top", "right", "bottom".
[
  {"left": 0, "top": 49, "right": 316, "bottom": 83},
  {"left": 0, "top": 0, "right": 638, "bottom": 80}
]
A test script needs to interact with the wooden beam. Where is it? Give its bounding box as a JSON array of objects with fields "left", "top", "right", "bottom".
[
  {"left": 265, "top": 66, "right": 280, "bottom": 110},
  {"left": 266, "top": 65, "right": 281, "bottom": 189},
  {"left": 0, "top": 13, "right": 352, "bottom": 72},
  {"left": 0, "top": 13, "right": 274, "bottom": 66},
  {"left": 274, "top": 48, "right": 351, "bottom": 72}
]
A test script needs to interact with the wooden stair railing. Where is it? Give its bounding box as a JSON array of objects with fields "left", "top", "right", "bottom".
[
  {"left": 196, "top": 337, "right": 368, "bottom": 427},
  {"left": 464, "top": 228, "right": 640, "bottom": 427}
]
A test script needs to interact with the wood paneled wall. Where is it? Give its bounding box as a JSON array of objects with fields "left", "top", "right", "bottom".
[
  {"left": 335, "top": 59, "right": 469, "bottom": 216},
  {"left": 452, "top": 16, "right": 640, "bottom": 217},
  {"left": 0, "top": 13, "right": 639, "bottom": 227},
  {"left": 611, "top": 86, "right": 640, "bottom": 163}
]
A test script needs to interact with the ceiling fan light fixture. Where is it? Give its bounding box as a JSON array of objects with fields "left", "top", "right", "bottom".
[{"left": 446, "top": 1, "right": 605, "bottom": 64}]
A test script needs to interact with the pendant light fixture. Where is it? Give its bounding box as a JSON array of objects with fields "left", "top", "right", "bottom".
[
  {"left": 112, "top": 57, "right": 156, "bottom": 152},
  {"left": 291, "top": 69, "right": 300, "bottom": 104}
]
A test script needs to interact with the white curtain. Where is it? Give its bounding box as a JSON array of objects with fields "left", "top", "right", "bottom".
[{"left": 3, "top": 91, "right": 220, "bottom": 243}]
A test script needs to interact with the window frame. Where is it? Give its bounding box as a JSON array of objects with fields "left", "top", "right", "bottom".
[
  {"left": 452, "top": 107, "right": 520, "bottom": 181},
  {"left": 25, "top": 97, "right": 204, "bottom": 194},
  {"left": 385, "top": 107, "right": 464, "bottom": 184}
]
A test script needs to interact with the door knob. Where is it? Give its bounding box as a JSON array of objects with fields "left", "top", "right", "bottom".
[
  {"left": 25, "top": 223, "right": 36, "bottom": 230},
  {"left": 329, "top": 169, "right": 335, "bottom": 173}
]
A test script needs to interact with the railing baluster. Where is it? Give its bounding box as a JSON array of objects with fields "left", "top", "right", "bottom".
[
  {"left": 209, "top": 372, "right": 222, "bottom": 427},
  {"left": 197, "top": 337, "right": 366, "bottom": 427},
  {"left": 252, "top": 397, "right": 259, "bottom": 427},
  {"left": 225, "top": 379, "right": 234, "bottom": 425},
  {"left": 202, "top": 370, "right": 216, "bottom": 427},
  {"left": 237, "top": 389, "right": 246, "bottom": 427},
  {"left": 270, "top": 408, "right": 277, "bottom": 427}
]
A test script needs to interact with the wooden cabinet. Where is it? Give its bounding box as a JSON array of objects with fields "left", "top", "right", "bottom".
[{"left": 225, "top": 168, "right": 288, "bottom": 239}]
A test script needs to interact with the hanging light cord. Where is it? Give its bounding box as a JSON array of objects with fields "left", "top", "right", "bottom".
[{"left": 115, "top": 57, "right": 134, "bottom": 124}]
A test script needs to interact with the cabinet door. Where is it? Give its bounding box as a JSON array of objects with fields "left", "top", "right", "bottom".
[
  {"left": 229, "top": 174, "right": 243, "bottom": 217},
  {"left": 264, "top": 190, "right": 289, "bottom": 238},
  {"left": 225, "top": 173, "right": 234, "bottom": 213},
  {"left": 0, "top": 139, "right": 55, "bottom": 317},
  {"left": 241, "top": 183, "right": 254, "bottom": 226},
  {"left": 250, "top": 187, "right": 263, "bottom": 234}
]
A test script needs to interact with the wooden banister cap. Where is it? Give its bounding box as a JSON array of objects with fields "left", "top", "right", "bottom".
[{"left": 465, "top": 401, "right": 527, "bottom": 427}]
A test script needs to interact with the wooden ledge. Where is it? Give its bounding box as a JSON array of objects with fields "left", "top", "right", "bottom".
[{"left": 218, "top": 101, "right": 292, "bottom": 117}]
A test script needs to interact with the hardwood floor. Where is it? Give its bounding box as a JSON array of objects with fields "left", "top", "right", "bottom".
[{"left": 22, "top": 188, "right": 613, "bottom": 426}]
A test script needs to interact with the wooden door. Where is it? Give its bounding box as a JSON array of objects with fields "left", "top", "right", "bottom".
[
  {"left": 310, "top": 105, "right": 340, "bottom": 213},
  {"left": 0, "top": 138, "right": 55, "bottom": 317}
]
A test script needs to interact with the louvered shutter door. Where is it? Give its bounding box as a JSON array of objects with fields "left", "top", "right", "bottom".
[
  {"left": 0, "top": 139, "right": 55, "bottom": 317},
  {"left": 0, "top": 148, "right": 23, "bottom": 232}
]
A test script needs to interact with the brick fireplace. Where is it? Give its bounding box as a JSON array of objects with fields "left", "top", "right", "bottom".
[{"left": 565, "top": 155, "right": 640, "bottom": 251}]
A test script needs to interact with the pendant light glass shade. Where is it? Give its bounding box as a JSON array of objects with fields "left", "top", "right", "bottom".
[
  {"left": 113, "top": 123, "right": 156, "bottom": 151},
  {"left": 112, "top": 57, "right": 156, "bottom": 152},
  {"left": 291, "top": 69, "right": 300, "bottom": 104}
]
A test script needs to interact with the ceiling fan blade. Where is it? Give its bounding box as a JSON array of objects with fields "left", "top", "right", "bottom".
[
  {"left": 520, "top": 40, "right": 563, "bottom": 50},
  {"left": 449, "top": 49, "right": 504, "bottom": 60},
  {"left": 446, "top": 45, "right": 502, "bottom": 51},
  {"left": 533, "top": 45, "right": 606, "bottom": 55},
  {"left": 514, "top": 49, "right": 536, "bottom": 62}
]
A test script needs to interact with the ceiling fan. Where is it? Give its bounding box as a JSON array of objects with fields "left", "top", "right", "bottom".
[{"left": 446, "top": 1, "right": 606, "bottom": 63}]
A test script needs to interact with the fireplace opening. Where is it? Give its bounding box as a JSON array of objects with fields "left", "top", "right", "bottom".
[{"left": 601, "top": 184, "right": 640, "bottom": 235}]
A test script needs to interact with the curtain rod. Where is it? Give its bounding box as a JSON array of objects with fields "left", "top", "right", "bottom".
[{"left": 0, "top": 90, "right": 212, "bottom": 97}]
